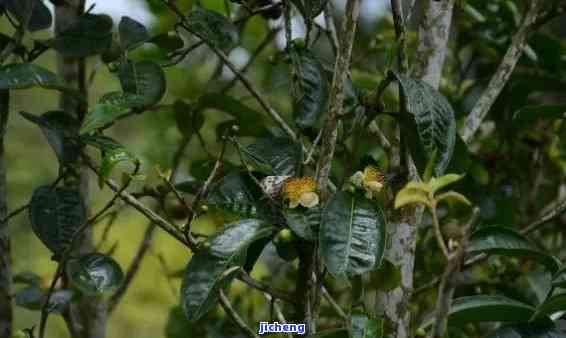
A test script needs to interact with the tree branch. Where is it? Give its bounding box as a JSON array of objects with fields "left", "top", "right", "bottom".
[
  {"left": 460, "top": 0, "right": 544, "bottom": 143},
  {"left": 219, "top": 289, "right": 259, "bottom": 338}
]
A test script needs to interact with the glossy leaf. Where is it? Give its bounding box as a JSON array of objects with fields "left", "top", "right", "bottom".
[
  {"left": 319, "top": 192, "right": 387, "bottom": 278},
  {"left": 207, "top": 171, "right": 261, "bottom": 218},
  {"left": 241, "top": 137, "right": 302, "bottom": 176},
  {"left": 80, "top": 135, "right": 124, "bottom": 151},
  {"left": 80, "top": 92, "right": 145, "bottom": 134},
  {"left": 393, "top": 72, "right": 456, "bottom": 176},
  {"left": 185, "top": 7, "right": 238, "bottom": 51},
  {"left": 284, "top": 206, "right": 320, "bottom": 241},
  {"left": 66, "top": 253, "right": 124, "bottom": 296},
  {"left": 119, "top": 16, "right": 149, "bottom": 50},
  {"left": 290, "top": 44, "right": 329, "bottom": 129},
  {"left": 533, "top": 293, "right": 566, "bottom": 320},
  {"left": 0, "top": 63, "right": 65, "bottom": 90},
  {"left": 467, "top": 227, "right": 560, "bottom": 273},
  {"left": 419, "top": 295, "right": 535, "bottom": 328},
  {"left": 51, "top": 14, "right": 113, "bottom": 58},
  {"left": 29, "top": 186, "right": 86, "bottom": 257},
  {"left": 485, "top": 322, "right": 566, "bottom": 338},
  {"left": 181, "top": 219, "right": 276, "bottom": 321},
  {"left": 20, "top": 111, "right": 81, "bottom": 164},
  {"left": 119, "top": 60, "right": 166, "bottom": 106}
]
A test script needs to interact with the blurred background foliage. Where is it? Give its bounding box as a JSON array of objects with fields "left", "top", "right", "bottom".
[{"left": 2, "top": 0, "right": 566, "bottom": 337}]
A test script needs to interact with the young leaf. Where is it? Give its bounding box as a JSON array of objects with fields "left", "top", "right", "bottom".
[
  {"left": 0, "top": 63, "right": 65, "bottom": 91},
  {"left": 392, "top": 72, "right": 456, "bottom": 176},
  {"left": 99, "top": 147, "right": 137, "bottom": 188},
  {"left": 394, "top": 187, "right": 431, "bottom": 209},
  {"left": 181, "top": 219, "right": 276, "bottom": 321},
  {"left": 290, "top": 44, "right": 329, "bottom": 129},
  {"left": 20, "top": 111, "right": 81, "bottom": 164},
  {"left": 319, "top": 192, "right": 387, "bottom": 278},
  {"left": 51, "top": 14, "right": 113, "bottom": 58},
  {"left": 467, "top": 226, "right": 560, "bottom": 273},
  {"left": 80, "top": 92, "right": 145, "bottom": 134},
  {"left": 119, "top": 60, "right": 166, "bottom": 106},
  {"left": 419, "top": 295, "right": 535, "bottom": 329},
  {"left": 119, "top": 16, "right": 149, "bottom": 50},
  {"left": 429, "top": 174, "right": 464, "bottom": 193},
  {"left": 66, "top": 253, "right": 124, "bottom": 296},
  {"left": 435, "top": 191, "right": 472, "bottom": 206},
  {"left": 29, "top": 186, "right": 86, "bottom": 257},
  {"left": 185, "top": 7, "right": 238, "bottom": 51},
  {"left": 241, "top": 137, "right": 302, "bottom": 176}
]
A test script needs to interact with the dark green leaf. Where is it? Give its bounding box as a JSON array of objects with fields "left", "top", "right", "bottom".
[
  {"left": 119, "top": 60, "right": 166, "bottom": 106},
  {"left": 13, "top": 271, "right": 41, "bottom": 286},
  {"left": 319, "top": 192, "right": 387, "bottom": 278},
  {"left": 80, "top": 135, "right": 124, "bottom": 151},
  {"left": 66, "top": 253, "right": 124, "bottom": 296},
  {"left": 29, "top": 186, "right": 86, "bottom": 257},
  {"left": 148, "top": 34, "right": 184, "bottom": 53},
  {"left": 485, "top": 321, "right": 566, "bottom": 338},
  {"left": 181, "top": 219, "right": 276, "bottom": 321},
  {"left": 513, "top": 105, "right": 566, "bottom": 126},
  {"left": 6, "top": 0, "right": 52, "bottom": 31},
  {"left": 284, "top": 206, "right": 320, "bottom": 241},
  {"left": 207, "top": 171, "right": 261, "bottom": 218},
  {"left": 534, "top": 293, "right": 566, "bottom": 320},
  {"left": 467, "top": 226, "right": 560, "bottom": 273},
  {"left": 20, "top": 111, "right": 81, "bottom": 164},
  {"left": 174, "top": 100, "right": 204, "bottom": 138},
  {"left": 51, "top": 14, "right": 113, "bottom": 58},
  {"left": 552, "top": 266, "right": 566, "bottom": 289},
  {"left": 15, "top": 286, "right": 43, "bottom": 311},
  {"left": 290, "top": 0, "right": 328, "bottom": 20},
  {"left": 119, "top": 16, "right": 149, "bottom": 50},
  {"left": 80, "top": 92, "right": 145, "bottom": 134},
  {"left": 392, "top": 72, "right": 456, "bottom": 176},
  {"left": 290, "top": 44, "right": 329, "bottom": 129},
  {"left": 185, "top": 7, "right": 238, "bottom": 51},
  {"left": 241, "top": 137, "right": 302, "bottom": 176},
  {"left": 0, "top": 63, "right": 65, "bottom": 90},
  {"left": 419, "top": 295, "right": 535, "bottom": 329},
  {"left": 351, "top": 312, "right": 384, "bottom": 338}
]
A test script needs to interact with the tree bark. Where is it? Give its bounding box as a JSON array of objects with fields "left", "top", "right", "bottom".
[
  {"left": 0, "top": 90, "right": 12, "bottom": 338},
  {"left": 375, "top": 1, "right": 455, "bottom": 337},
  {"left": 54, "top": 2, "right": 108, "bottom": 338}
]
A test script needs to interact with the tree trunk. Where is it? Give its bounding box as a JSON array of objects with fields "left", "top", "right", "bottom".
[
  {"left": 54, "top": 2, "right": 108, "bottom": 338},
  {"left": 0, "top": 90, "right": 12, "bottom": 338},
  {"left": 375, "top": 1, "right": 455, "bottom": 337}
]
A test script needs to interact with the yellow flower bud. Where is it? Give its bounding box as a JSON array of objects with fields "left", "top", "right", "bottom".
[{"left": 282, "top": 177, "right": 319, "bottom": 209}]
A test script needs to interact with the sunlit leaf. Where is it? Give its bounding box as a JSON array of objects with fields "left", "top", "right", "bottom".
[{"left": 394, "top": 187, "right": 431, "bottom": 209}]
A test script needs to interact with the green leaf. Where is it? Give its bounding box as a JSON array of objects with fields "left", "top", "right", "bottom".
[
  {"left": 485, "top": 322, "right": 566, "bottom": 338},
  {"left": 165, "top": 306, "right": 207, "bottom": 338},
  {"left": 118, "top": 60, "right": 166, "bottom": 106},
  {"left": 66, "top": 253, "right": 124, "bottom": 296},
  {"left": 0, "top": 63, "right": 65, "bottom": 91},
  {"left": 29, "top": 186, "right": 86, "bottom": 257},
  {"left": 394, "top": 187, "right": 431, "bottom": 209},
  {"left": 207, "top": 171, "right": 261, "bottom": 218},
  {"left": 284, "top": 206, "right": 320, "bottom": 241},
  {"left": 148, "top": 34, "right": 184, "bottom": 53},
  {"left": 435, "top": 191, "right": 472, "bottom": 206},
  {"left": 174, "top": 100, "right": 204, "bottom": 138},
  {"left": 99, "top": 147, "right": 137, "bottom": 187},
  {"left": 51, "top": 14, "right": 113, "bottom": 58},
  {"left": 290, "top": 44, "right": 329, "bottom": 129},
  {"left": 80, "top": 92, "right": 145, "bottom": 134},
  {"left": 513, "top": 105, "right": 566, "bottom": 126},
  {"left": 419, "top": 295, "right": 535, "bottom": 329},
  {"left": 15, "top": 286, "right": 44, "bottom": 311},
  {"left": 392, "top": 72, "right": 456, "bottom": 176},
  {"left": 119, "top": 16, "right": 149, "bottom": 50},
  {"left": 185, "top": 7, "right": 238, "bottom": 51},
  {"left": 181, "top": 219, "right": 276, "bottom": 321},
  {"left": 20, "top": 111, "right": 81, "bottom": 164},
  {"left": 13, "top": 271, "right": 41, "bottom": 286},
  {"left": 290, "top": 0, "right": 328, "bottom": 20},
  {"left": 241, "top": 137, "right": 302, "bottom": 176},
  {"left": 552, "top": 266, "right": 566, "bottom": 289},
  {"left": 80, "top": 135, "right": 124, "bottom": 151},
  {"left": 195, "top": 93, "right": 269, "bottom": 138},
  {"left": 319, "top": 192, "right": 387, "bottom": 278},
  {"left": 5, "top": 0, "right": 52, "bottom": 31},
  {"left": 467, "top": 226, "right": 560, "bottom": 273},
  {"left": 351, "top": 312, "right": 384, "bottom": 338},
  {"left": 429, "top": 174, "right": 464, "bottom": 193},
  {"left": 533, "top": 293, "right": 566, "bottom": 320}
]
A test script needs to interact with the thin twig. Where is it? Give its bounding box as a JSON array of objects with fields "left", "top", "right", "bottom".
[
  {"left": 460, "top": 0, "right": 544, "bottom": 143},
  {"left": 263, "top": 293, "right": 293, "bottom": 338},
  {"left": 237, "top": 269, "right": 296, "bottom": 305},
  {"left": 219, "top": 289, "right": 259, "bottom": 338},
  {"left": 0, "top": 203, "right": 29, "bottom": 224},
  {"left": 321, "top": 286, "right": 348, "bottom": 322},
  {"left": 432, "top": 208, "right": 479, "bottom": 338}
]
